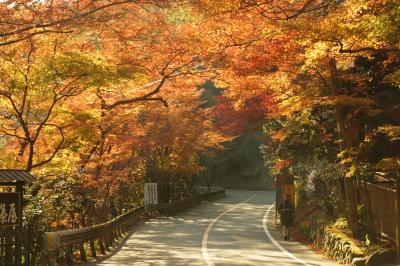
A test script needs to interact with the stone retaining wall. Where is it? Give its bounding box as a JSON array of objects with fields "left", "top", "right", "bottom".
[{"left": 311, "top": 226, "right": 365, "bottom": 265}]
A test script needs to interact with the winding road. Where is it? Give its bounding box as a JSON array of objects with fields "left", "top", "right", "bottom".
[{"left": 92, "top": 190, "right": 339, "bottom": 266}]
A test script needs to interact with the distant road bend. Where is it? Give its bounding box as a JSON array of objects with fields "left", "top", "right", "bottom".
[{"left": 93, "top": 190, "right": 339, "bottom": 266}]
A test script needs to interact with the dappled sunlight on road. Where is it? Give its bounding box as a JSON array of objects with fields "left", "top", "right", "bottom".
[
  {"left": 90, "top": 190, "right": 339, "bottom": 266},
  {"left": 93, "top": 202, "right": 222, "bottom": 265}
]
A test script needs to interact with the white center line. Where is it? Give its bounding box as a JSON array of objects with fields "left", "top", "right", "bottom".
[
  {"left": 263, "top": 203, "right": 313, "bottom": 266},
  {"left": 201, "top": 194, "right": 257, "bottom": 266}
]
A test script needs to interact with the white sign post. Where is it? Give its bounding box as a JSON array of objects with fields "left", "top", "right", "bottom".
[{"left": 144, "top": 183, "right": 158, "bottom": 212}]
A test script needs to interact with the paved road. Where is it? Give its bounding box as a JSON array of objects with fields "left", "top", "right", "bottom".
[{"left": 92, "top": 190, "right": 339, "bottom": 266}]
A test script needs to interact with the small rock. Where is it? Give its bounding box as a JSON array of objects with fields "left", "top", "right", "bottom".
[{"left": 352, "top": 257, "right": 367, "bottom": 266}]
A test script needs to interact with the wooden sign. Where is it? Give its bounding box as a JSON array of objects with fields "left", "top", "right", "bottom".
[
  {"left": 0, "top": 192, "right": 20, "bottom": 227},
  {"left": 144, "top": 183, "right": 158, "bottom": 212}
]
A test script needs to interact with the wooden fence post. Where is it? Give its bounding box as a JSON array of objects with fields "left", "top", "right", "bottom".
[
  {"left": 109, "top": 230, "right": 114, "bottom": 245},
  {"left": 89, "top": 239, "right": 97, "bottom": 258},
  {"left": 98, "top": 238, "right": 106, "bottom": 255},
  {"left": 79, "top": 243, "right": 87, "bottom": 262},
  {"left": 65, "top": 246, "right": 73, "bottom": 266},
  {"left": 5, "top": 230, "right": 12, "bottom": 266},
  {"left": 24, "top": 225, "right": 32, "bottom": 266},
  {"left": 47, "top": 250, "right": 57, "bottom": 266},
  {"left": 117, "top": 226, "right": 122, "bottom": 238},
  {"left": 396, "top": 160, "right": 400, "bottom": 261},
  {"left": 103, "top": 235, "right": 110, "bottom": 251},
  {"left": 0, "top": 230, "right": 4, "bottom": 266}
]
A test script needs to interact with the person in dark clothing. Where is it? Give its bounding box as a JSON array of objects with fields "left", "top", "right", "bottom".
[{"left": 278, "top": 194, "right": 294, "bottom": 241}]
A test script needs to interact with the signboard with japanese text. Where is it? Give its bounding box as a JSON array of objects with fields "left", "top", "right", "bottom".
[
  {"left": 283, "top": 184, "right": 296, "bottom": 208},
  {"left": 0, "top": 193, "right": 20, "bottom": 227}
]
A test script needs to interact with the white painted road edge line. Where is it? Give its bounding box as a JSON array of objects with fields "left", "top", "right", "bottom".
[
  {"left": 202, "top": 194, "right": 257, "bottom": 266},
  {"left": 263, "top": 203, "right": 313, "bottom": 266}
]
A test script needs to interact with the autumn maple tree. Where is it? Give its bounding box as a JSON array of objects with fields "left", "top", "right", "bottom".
[
  {"left": 0, "top": 0, "right": 226, "bottom": 232},
  {"left": 0, "top": 1, "right": 399, "bottom": 256},
  {"left": 188, "top": 0, "right": 400, "bottom": 237}
]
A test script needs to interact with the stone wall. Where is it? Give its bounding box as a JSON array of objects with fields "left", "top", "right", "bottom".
[
  {"left": 308, "top": 224, "right": 397, "bottom": 266},
  {"left": 311, "top": 226, "right": 365, "bottom": 265}
]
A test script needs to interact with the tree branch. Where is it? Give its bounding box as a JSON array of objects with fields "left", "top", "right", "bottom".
[
  {"left": 0, "top": 0, "right": 138, "bottom": 39},
  {"left": 104, "top": 57, "right": 198, "bottom": 110},
  {"left": 339, "top": 47, "right": 400, "bottom": 54},
  {"left": 335, "top": 39, "right": 400, "bottom": 54},
  {"left": 0, "top": 30, "right": 73, "bottom": 47},
  {"left": 104, "top": 75, "right": 168, "bottom": 110},
  {"left": 30, "top": 124, "right": 65, "bottom": 169}
]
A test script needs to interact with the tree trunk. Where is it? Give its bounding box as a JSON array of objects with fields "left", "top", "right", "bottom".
[
  {"left": 343, "top": 176, "right": 359, "bottom": 237},
  {"left": 363, "top": 180, "right": 376, "bottom": 242},
  {"left": 26, "top": 142, "right": 34, "bottom": 171},
  {"left": 329, "top": 58, "right": 360, "bottom": 237}
]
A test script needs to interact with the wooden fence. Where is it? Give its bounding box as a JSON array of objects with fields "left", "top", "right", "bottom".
[
  {"left": 0, "top": 225, "right": 42, "bottom": 266},
  {"left": 366, "top": 182, "right": 397, "bottom": 242},
  {"left": 43, "top": 188, "right": 225, "bottom": 265},
  {"left": 0, "top": 227, "right": 19, "bottom": 266}
]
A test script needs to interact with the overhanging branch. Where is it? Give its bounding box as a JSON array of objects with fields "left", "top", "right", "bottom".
[{"left": 103, "top": 58, "right": 198, "bottom": 110}]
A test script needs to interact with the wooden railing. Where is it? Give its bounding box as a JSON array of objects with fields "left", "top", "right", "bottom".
[
  {"left": 43, "top": 188, "right": 225, "bottom": 265},
  {"left": 44, "top": 206, "right": 144, "bottom": 265},
  {"left": 152, "top": 188, "right": 225, "bottom": 214}
]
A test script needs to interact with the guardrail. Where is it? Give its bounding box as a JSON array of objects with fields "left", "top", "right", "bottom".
[{"left": 43, "top": 188, "right": 225, "bottom": 265}]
